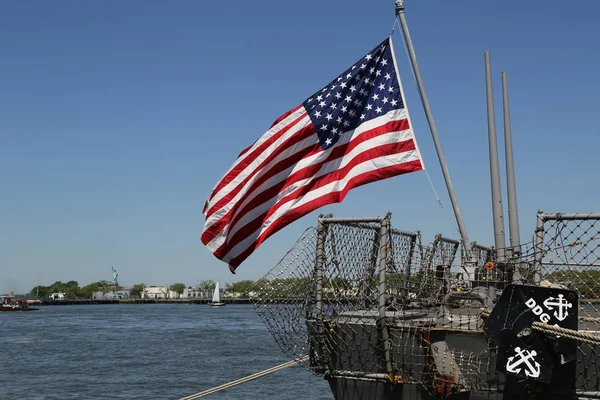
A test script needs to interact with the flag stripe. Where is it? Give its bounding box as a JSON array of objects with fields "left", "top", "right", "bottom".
[
  {"left": 207, "top": 105, "right": 306, "bottom": 206},
  {"left": 219, "top": 140, "right": 418, "bottom": 261},
  {"left": 225, "top": 155, "right": 423, "bottom": 267},
  {"left": 202, "top": 134, "right": 320, "bottom": 245}
]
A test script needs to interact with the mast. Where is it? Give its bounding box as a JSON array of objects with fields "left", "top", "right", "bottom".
[
  {"left": 484, "top": 50, "right": 507, "bottom": 261},
  {"left": 395, "top": 1, "right": 475, "bottom": 274},
  {"left": 502, "top": 70, "right": 521, "bottom": 253}
]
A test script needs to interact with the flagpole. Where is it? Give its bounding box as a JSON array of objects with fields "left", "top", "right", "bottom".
[{"left": 394, "top": 1, "right": 476, "bottom": 273}]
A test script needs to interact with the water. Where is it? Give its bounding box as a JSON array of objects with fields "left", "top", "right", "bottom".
[{"left": 0, "top": 304, "right": 332, "bottom": 400}]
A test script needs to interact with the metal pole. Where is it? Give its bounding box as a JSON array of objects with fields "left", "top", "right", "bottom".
[
  {"left": 395, "top": 1, "right": 474, "bottom": 273},
  {"left": 313, "top": 219, "right": 327, "bottom": 370},
  {"left": 377, "top": 215, "right": 394, "bottom": 377},
  {"left": 534, "top": 211, "right": 544, "bottom": 284},
  {"left": 484, "top": 50, "right": 507, "bottom": 261},
  {"left": 502, "top": 70, "right": 521, "bottom": 252}
]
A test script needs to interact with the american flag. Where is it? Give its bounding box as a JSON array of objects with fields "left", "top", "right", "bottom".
[{"left": 202, "top": 37, "right": 423, "bottom": 272}]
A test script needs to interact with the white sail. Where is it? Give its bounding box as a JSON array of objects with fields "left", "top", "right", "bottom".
[{"left": 212, "top": 281, "right": 220, "bottom": 303}]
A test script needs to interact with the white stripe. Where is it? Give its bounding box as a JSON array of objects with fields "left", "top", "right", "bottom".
[
  {"left": 223, "top": 149, "right": 421, "bottom": 262},
  {"left": 204, "top": 106, "right": 308, "bottom": 214},
  {"left": 203, "top": 111, "right": 311, "bottom": 231}
]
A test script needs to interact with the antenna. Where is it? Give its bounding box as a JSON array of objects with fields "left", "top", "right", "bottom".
[
  {"left": 502, "top": 70, "right": 521, "bottom": 253},
  {"left": 484, "top": 50, "right": 507, "bottom": 261},
  {"left": 395, "top": 0, "right": 476, "bottom": 279}
]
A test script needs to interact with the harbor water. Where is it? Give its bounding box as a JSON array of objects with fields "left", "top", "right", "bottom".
[{"left": 0, "top": 304, "right": 332, "bottom": 399}]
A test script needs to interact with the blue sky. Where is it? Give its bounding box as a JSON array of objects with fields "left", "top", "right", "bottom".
[{"left": 1, "top": 0, "right": 599, "bottom": 294}]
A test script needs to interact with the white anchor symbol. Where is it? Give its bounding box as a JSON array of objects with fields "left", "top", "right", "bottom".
[
  {"left": 543, "top": 294, "right": 573, "bottom": 322},
  {"left": 506, "top": 347, "right": 541, "bottom": 378}
]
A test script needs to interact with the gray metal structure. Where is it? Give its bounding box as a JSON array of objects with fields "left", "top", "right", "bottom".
[
  {"left": 484, "top": 51, "right": 507, "bottom": 261},
  {"left": 502, "top": 70, "right": 521, "bottom": 252},
  {"left": 394, "top": 0, "right": 475, "bottom": 275}
]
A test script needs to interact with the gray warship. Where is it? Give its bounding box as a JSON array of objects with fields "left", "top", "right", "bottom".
[{"left": 249, "top": 2, "right": 600, "bottom": 399}]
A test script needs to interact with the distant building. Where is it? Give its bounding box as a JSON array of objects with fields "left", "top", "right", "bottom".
[
  {"left": 142, "top": 286, "right": 172, "bottom": 299},
  {"left": 49, "top": 292, "right": 65, "bottom": 300}
]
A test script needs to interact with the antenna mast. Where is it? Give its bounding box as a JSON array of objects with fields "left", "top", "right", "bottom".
[{"left": 394, "top": 0, "right": 476, "bottom": 277}]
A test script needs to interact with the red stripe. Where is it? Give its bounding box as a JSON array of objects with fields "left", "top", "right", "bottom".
[
  {"left": 227, "top": 159, "right": 424, "bottom": 269},
  {"left": 207, "top": 105, "right": 304, "bottom": 204},
  {"left": 201, "top": 125, "right": 318, "bottom": 245},
  {"left": 225, "top": 118, "right": 409, "bottom": 233},
  {"left": 216, "top": 139, "right": 420, "bottom": 260}
]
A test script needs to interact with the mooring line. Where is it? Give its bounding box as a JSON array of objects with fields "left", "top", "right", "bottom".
[{"left": 177, "top": 355, "right": 309, "bottom": 400}]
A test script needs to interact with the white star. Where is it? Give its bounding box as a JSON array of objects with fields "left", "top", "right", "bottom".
[
  {"left": 375, "top": 70, "right": 381, "bottom": 77},
  {"left": 325, "top": 113, "right": 333, "bottom": 121},
  {"left": 314, "top": 110, "right": 322, "bottom": 117},
  {"left": 375, "top": 56, "right": 380, "bottom": 62},
  {"left": 382, "top": 97, "right": 389, "bottom": 104},
  {"left": 319, "top": 101, "right": 326, "bottom": 107},
  {"left": 326, "top": 92, "right": 332, "bottom": 98},
  {"left": 366, "top": 54, "right": 372, "bottom": 60},
  {"left": 341, "top": 105, "right": 348, "bottom": 113},
  {"left": 381, "top": 58, "right": 388, "bottom": 66},
  {"left": 320, "top": 124, "right": 328, "bottom": 131},
  {"left": 346, "top": 73, "right": 352, "bottom": 79},
  {"left": 372, "top": 93, "right": 379, "bottom": 101},
  {"left": 379, "top": 83, "right": 385, "bottom": 91},
  {"left": 349, "top": 85, "right": 356, "bottom": 92},
  {"left": 336, "top": 116, "right": 342, "bottom": 123},
  {"left": 360, "top": 114, "right": 366, "bottom": 120},
  {"left": 364, "top": 77, "right": 371, "bottom": 85},
  {"left": 366, "top": 103, "right": 373, "bottom": 110},
  {"left": 384, "top": 73, "right": 391, "bottom": 80},
  {"left": 351, "top": 65, "right": 356, "bottom": 69},
  {"left": 376, "top": 106, "right": 382, "bottom": 113},
  {"left": 343, "top": 120, "right": 350, "bottom": 127},
  {"left": 360, "top": 63, "right": 366, "bottom": 69},
  {"left": 391, "top": 99, "right": 398, "bottom": 106},
  {"left": 331, "top": 84, "right": 337, "bottom": 90},
  {"left": 353, "top": 99, "right": 362, "bottom": 106},
  {"left": 337, "top": 77, "right": 342, "bottom": 82},
  {"left": 369, "top": 67, "right": 375, "bottom": 74},
  {"left": 344, "top": 95, "right": 352, "bottom": 102},
  {"left": 325, "top": 138, "right": 332, "bottom": 145},
  {"left": 388, "top": 86, "right": 394, "bottom": 93},
  {"left": 348, "top": 110, "right": 356, "bottom": 117},
  {"left": 317, "top": 95, "right": 323, "bottom": 101},
  {"left": 359, "top": 88, "right": 368, "bottom": 96},
  {"left": 307, "top": 98, "right": 313, "bottom": 102},
  {"left": 330, "top": 103, "right": 337, "bottom": 109},
  {"left": 335, "top": 92, "right": 342, "bottom": 99},
  {"left": 331, "top": 127, "right": 338, "bottom": 134}
]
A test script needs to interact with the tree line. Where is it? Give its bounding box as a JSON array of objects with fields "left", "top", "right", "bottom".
[{"left": 28, "top": 279, "right": 259, "bottom": 300}]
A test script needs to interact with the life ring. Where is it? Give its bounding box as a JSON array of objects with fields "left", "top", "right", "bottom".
[{"left": 484, "top": 261, "right": 495, "bottom": 271}]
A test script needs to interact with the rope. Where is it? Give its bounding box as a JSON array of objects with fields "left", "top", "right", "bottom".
[
  {"left": 178, "top": 355, "right": 309, "bottom": 400},
  {"left": 480, "top": 309, "right": 600, "bottom": 346},
  {"left": 531, "top": 322, "right": 600, "bottom": 346}
]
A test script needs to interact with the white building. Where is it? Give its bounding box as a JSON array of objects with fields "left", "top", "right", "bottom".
[
  {"left": 142, "top": 286, "right": 175, "bottom": 299},
  {"left": 49, "top": 292, "right": 65, "bottom": 300}
]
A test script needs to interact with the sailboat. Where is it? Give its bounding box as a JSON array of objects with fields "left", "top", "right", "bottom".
[{"left": 209, "top": 281, "right": 225, "bottom": 306}]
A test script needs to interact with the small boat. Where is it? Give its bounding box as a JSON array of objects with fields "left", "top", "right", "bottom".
[
  {"left": 209, "top": 281, "right": 225, "bottom": 306},
  {"left": 1, "top": 296, "right": 39, "bottom": 312}
]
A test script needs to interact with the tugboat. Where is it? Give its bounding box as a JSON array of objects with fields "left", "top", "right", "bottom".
[{"left": 1, "top": 296, "right": 39, "bottom": 311}]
